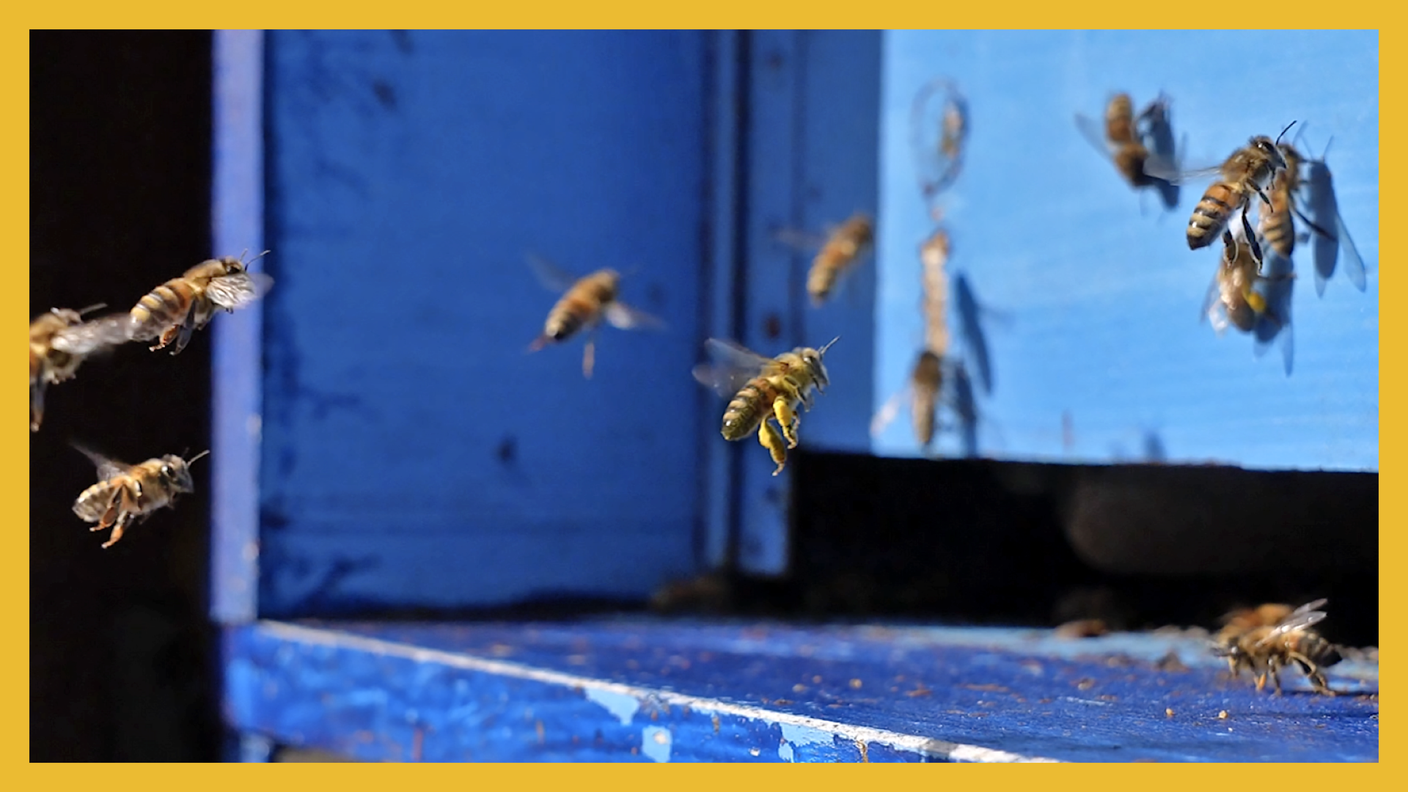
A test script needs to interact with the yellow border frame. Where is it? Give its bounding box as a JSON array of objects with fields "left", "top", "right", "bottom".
[{"left": 17, "top": 14, "right": 1385, "bottom": 774}]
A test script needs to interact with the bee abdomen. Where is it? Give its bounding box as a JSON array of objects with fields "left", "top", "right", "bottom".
[
  {"left": 130, "top": 280, "right": 194, "bottom": 340},
  {"left": 1263, "top": 211, "right": 1295, "bottom": 257},
  {"left": 722, "top": 383, "right": 767, "bottom": 440},
  {"left": 1187, "top": 188, "right": 1237, "bottom": 249},
  {"left": 72, "top": 482, "right": 116, "bottom": 522}
]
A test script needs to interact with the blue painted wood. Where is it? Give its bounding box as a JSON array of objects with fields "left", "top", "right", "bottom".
[
  {"left": 873, "top": 30, "right": 1378, "bottom": 471},
  {"left": 211, "top": 29, "right": 266, "bottom": 623},
  {"left": 224, "top": 619, "right": 1377, "bottom": 762},
  {"left": 255, "top": 31, "right": 709, "bottom": 615},
  {"left": 723, "top": 31, "right": 881, "bottom": 575}
]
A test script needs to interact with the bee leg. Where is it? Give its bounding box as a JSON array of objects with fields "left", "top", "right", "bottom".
[
  {"left": 30, "top": 380, "right": 45, "bottom": 432},
  {"left": 95, "top": 487, "right": 126, "bottom": 531},
  {"left": 102, "top": 513, "right": 134, "bottom": 550},
  {"left": 1290, "top": 653, "right": 1336, "bottom": 695},
  {"left": 151, "top": 325, "right": 180, "bottom": 352},
  {"left": 772, "top": 397, "right": 800, "bottom": 448},
  {"left": 1254, "top": 671, "right": 1267, "bottom": 692},
  {"left": 758, "top": 420, "right": 788, "bottom": 476}
]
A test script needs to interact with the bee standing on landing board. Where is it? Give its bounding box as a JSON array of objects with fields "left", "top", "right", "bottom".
[
  {"left": 1148, "top": 122, "right": 1295, "bottom": 250},
  {"left": 29, "top": 306, "right": 134, "bottom": 432},
  {"left": 693, "top": 337, "right": 838, "bottom": 476},
  {"left": 71, "top": 445, "right": 209, "bottom": 549},
  {"left": 129, "top": 250, "right": 274, "bottom": 355},
  {"left": 1212, "top": 598, "right": 1342, "bottom": 696},
  {"left": 526, "top": 254, "right": 663, "bottom": 379}
]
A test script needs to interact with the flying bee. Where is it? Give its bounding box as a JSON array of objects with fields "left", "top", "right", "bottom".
[
  {"left": 71, "top": 445, "right": 209, "bottom": 549},
  {"left": 693, "top": 337, "right": 838, "bottom": 476},
  {"left": 525, "top": 254, "right": 664, "bottom": 379},
  {"left": 29, "top": 305, "right": 134, "bottom": 432},
  {"left": 1212, "top": 598, "right": 1342, "bottom": 696},
  {"left": 130, "top": 250, "right": 274, "bottom": 355},
  {"left": 1074, "top": 92, "right": 1180, "bottom": 209},
  {"left": 1148, "top": 122, "right": 1295, "bottom": 250},
  {"left": 910, "top": 78, "right": 969, "bottom": 207},
  {"left": 805, "top": 213, "right": 875, "bottom": 307}
]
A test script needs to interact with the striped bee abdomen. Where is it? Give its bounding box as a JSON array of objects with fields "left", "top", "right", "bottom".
[
  {"left": 1186, "top": 185, "right": 1238, "bottom": 249},
  {"left": 130, "top": 278, "right": 196, "bottom": 341},
  {"left": 721, "top": 380, "right": 772, "bottom": 441}
]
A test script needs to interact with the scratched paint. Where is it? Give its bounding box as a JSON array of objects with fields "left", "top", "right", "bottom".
[
  {"left": 585, "top": 688, "right": 640, "bottom": 726},
  {"left": 641, "top": 727, "right": 672, "bottom": 762}
]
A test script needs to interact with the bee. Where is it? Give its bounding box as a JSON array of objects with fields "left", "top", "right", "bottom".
[
  {"left": 1074, "top": 92, "right": 1180, "bottom": 209},
  {"left": 910, "top": 78, "right": 969, "bottom": 204},
  {"left": 526, "top": 254, "right": 663, "bottom": 379},
  {"left": 29, "top": 305, "right": 134, "bottom": 432},
  {"left": 919, "top": 229, "right": 951, "bottom": 355},
  {"left": 71, "top": 445, "right": 209, "bottom": 549},
  {"left": 1212, "top": 598, "right": 1342, "bottom": 695},
  {"left": 1258, "top": 137, "right": 1366, "bottom": 296},
  {"left": 1149, "top": 122, "right": 1295, "bottom": 250},
  {"left": 1202, "top": 204, "right": 1292, "bottom": 335},
  {"left": 693, "top": 337, "right": 838, "bottom": 476},
  {"left": 806, "top": 213, "right": 875, "bottom": 307},
  {"left": 871, "top": 349, "right": 945, "bottom": 449},
  {"left": 130, "top": 250, "right": 274, "bottom": 355}
]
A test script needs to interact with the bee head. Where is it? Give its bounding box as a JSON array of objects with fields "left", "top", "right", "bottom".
[
  {"left": 161, "top": 449, "right": 209, "bottom": 493},
  {"left": 222, "top": 249, "right": 271, "bottom": 275},
  {"left": 800, "top": 337, "right": 840, "bottom": 389}
]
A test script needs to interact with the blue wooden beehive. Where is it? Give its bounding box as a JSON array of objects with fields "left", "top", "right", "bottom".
[{"left": 212, "top": 30, "right": 1378, "bottom": 762}]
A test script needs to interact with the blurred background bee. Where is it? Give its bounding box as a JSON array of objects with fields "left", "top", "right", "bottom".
[
  {"left": 1202, "top": 206, "right": 1295, "bottom": 374},
  {"left": 129, "top": 250, "right": 274, "bottom": 355},
  {"left": 772, "top": 213, "right": 875, "bottom": 308},
  {"left": 71, "top": 445, "right": 209, "bottom": 549},
  {"left": 526, "top": 253, "right": 664, "bottom": 379},
  {"left": 29, "top": 305, "right": 134, "bottom": 432},
  {"left": 693, "top": 337, "right": 838, "bottom": 476},
  {"left": 1074, "top": 92, "right": 1181, "bottom": 211},
  {"left": 1259, "top": 135, "right": 1367, "bottom": 297},
  {"left": 1212, "top": 598, "right": 1342, "bottom": 695},
  {"left": 910, "top": 78, "right": 969, "bottom": 216},
  {"left": 1147, "top": 123, "right": 1294, "bottom": 250},
  {"left": 872, "top": 230, "right": 952, "bottom": 451}
]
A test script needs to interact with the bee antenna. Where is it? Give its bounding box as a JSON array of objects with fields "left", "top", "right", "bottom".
[
  {"left": 1274, "top": 120, "right": 1297, "bottom": 146},
  {"left": 75, "top": 302, "right": 108, "bottom": 317},
  {"left": 187, "top": 449, "right": 212, "bottom": 465},
  {"left": 243, "top": 249, "right": 272, "bottom": 266},
  {"left": 818, "top": 336, "right": 841, "bottom": 356}
]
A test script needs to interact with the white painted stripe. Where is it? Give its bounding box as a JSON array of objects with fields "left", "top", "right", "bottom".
[{"left": 255, "top": 621, "right": 1062, "bottom": 763}]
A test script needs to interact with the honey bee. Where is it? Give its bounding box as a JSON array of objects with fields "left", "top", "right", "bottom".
[
  {"left": 1074, "top": 92, "right": 1180, "bottom": 209},
  {"left": 129, "top": 250, "right": 273, "bottom": 355},
  {"left": 1202, "top": 205, "right": 1292, "bottom": 336},
  {"left": 1258, "top": 137, "right": 1366, "bottom": 296},
  {"left": 29, "top": 305, "right": 134, "bottom": 432},
  {"left": 693, "top": 337, "right": 838, "bottom": 476},
  {"left": 871, "top": 349, "right": 945, "bottom": 449},
  {"left": 1149, "top": 122, "right": 1295, "bottom": 250},
  {"left": 806, "top": 213, "right": 875, "bottom": 307},
  {"left": 910, "top": 78, "right": 969, "bottom": 205},
  {"left": 919, "top": 229, "right": 951, "bottom": 355},
  {"left": 1212, "top": 598, "right": 1342, "bottom": 695},
  {"left": 71, "top": 445, "right": 209, "bottom": 549},
  {"left": 526, "top": 254, "right": 663, "bottom": 379}
]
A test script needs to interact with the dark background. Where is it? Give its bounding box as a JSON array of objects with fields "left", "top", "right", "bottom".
[
  {"left": 29, "top": 30, "right": 1377, "bottom": 763},
  {"left": 31, "top": 30, "right": 219, "bottom": 762}
]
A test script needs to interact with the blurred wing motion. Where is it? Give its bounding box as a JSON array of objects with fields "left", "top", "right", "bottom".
[
  {"left": 770, "top": 226, "right": 829, "bottom": 252},
  {"left": 691, "top": 338, "right": 779, "bottom": 398},
  {"left": 525, "top": 253, "right": 582, "bottom": 293},
  {"left": 51, "top": 313, "right": 134, "bottom": 355},
  {"left": 1074, "top": 113, "right": 1114, "bottom": 159},
  {"left": 72, "top": 443, "right": 132, "bottom": 482},
  {"left": 207, "top": 271, "right": 275, "bottom": 311},
  {"left": 604, "top": 301, "right": 665, "bottom": 332},
  {"left": 1200, "top": 275, "right": 1229, "bottom": 334},
  {"left": 869, "top": 386, "right": 910, "bottom": 438},
  {"left": 1141, "top": 158, "right": 1224, "bottom": 187}
]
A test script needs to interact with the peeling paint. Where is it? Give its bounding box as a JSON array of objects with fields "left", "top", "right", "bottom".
[
  {"left": 642, "top": 726, "right": 672, "bottom": 762},
  {"left": 585, "top": 687, "right": 640, "bottom": 725},
  {"left": 781, "top": 722, "right": 832, "bottom": 748}
]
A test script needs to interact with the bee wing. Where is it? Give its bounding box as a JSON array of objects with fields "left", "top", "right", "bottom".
[
  {"left": 1074, "top": 113, "right": 1114, "bottom": 160},
  {"left": 72, "top": 443, "right": 133, "bottom": 481},
  {"left": 525, "top": 253, "right": 581, "bottom": 293},
  {"left": 206, "top": 271, "right": 274, "bottom": 311},
  {"left": 603, "top": 300, "right": 666, "bottom": 332},
  {"left": 1332, "top": 212, "right": 1367, "bottom": 292},
  {"left": 771, "top": 226, "right": 828, "bottom": 253},
  {"left": 1291, "top": 598, "right": 1328, "bottom": 616},
  {"left": 1201, "top": 276, "right": 1230, "bottom": 334},
  {"left": 1255, "top": 610, "right": 1328, "bottom": 646},
  {"left": 51, "top": 313, "right": 134, "bottom": 355},
  {"left": 869, "top": 385, "right": 912, "bottom": 438},
  {"left": 1141, "top": 158, "right": 1223, "bottom": 187},
  {"left": 691, "top": 338, "right": 778, "bottom": 398}
]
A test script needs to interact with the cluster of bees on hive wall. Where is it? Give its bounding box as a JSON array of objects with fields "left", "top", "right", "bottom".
[
  {"left": 1076, "top": 90, "right": 1366, "bottom": 374},
  {"left": 29, "top": 252, "right": 272, "bottom": 548}
]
